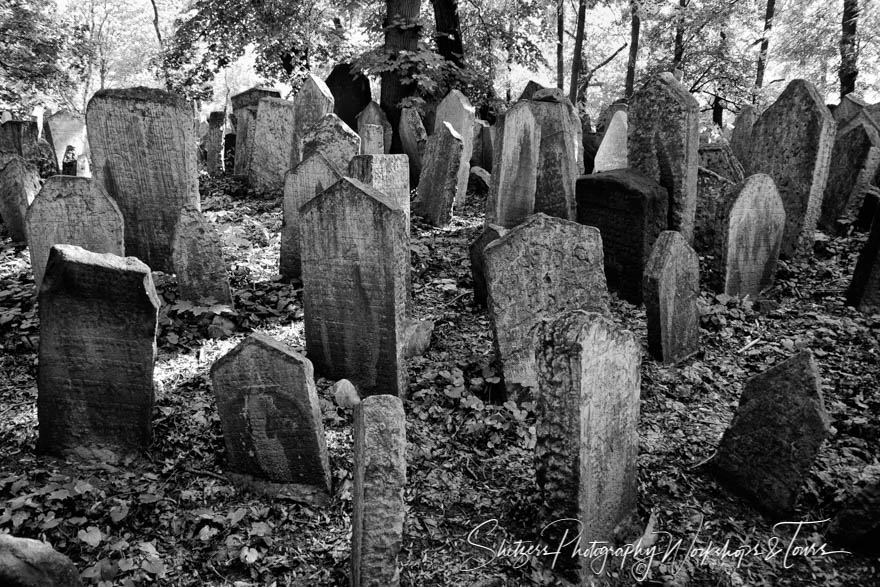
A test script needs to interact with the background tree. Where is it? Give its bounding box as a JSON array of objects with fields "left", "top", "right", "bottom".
[{"left": 839, "top": 0, "right": 860, "bottom": 98}]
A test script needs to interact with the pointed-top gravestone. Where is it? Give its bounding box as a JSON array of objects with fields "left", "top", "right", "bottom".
[
  {"left": 847, "top": 205, "right": 880, "bottom": 313},
  {"left": 694, "top": 167, "right": 735, "bottom": 255},
  {"left": 357, "top": 101, "right": 392, "bottom": 155},
  {"left": 525, "top": 92, "right": 580, "bottom": 219},
  {"left": 230, "top": 87, "right": 280, "bottom": 176},
  {"left": 0, "top": 156, "right": 40, "bottom": 242},
  {"left": 301, "top": 113, "right": 360, "bottom": 174},
  {"left": 834, "top": 94, "right": 867, "bottom": 125},
  {"left": 484, "top": 214, "right": 609, "bottom": 389},
  {"left": 86, "top": 87, "right": 199, "bottom": 272},
  {"left": 628, "top": 73, "right": 700, "bottom": 242},
  {"left": 485, "top": 102, "right": 539, "bottom": 228},
  {"left": 292, "top": 74, "right": 335, "bottom": 164},
  {"left": 301, "top": 178, "right": 408, "bottom": 396},
  {"left": 399, "top": 106, "right": 427, "bottom": 186},
  {"left": 593, "top": 110, "right": 628, "bottom": 172},
  {"left": 595, "top": 101, "right": 628, "bottom": 137},
  {"left": 325, "top": 63, "right": 372, "bottom": 131},
  {"left": 25, "top": 176, "right": 124, "bottom": 292},
  {"left": 744, "top": 79, "right": 836, "bottom": 257},
  {"left": 710, "top": 351, "right": 831, "bottom": 516},
  {"left": 643, "top": 231, "right": 700, "bottom": 364},
  {"left": 729, "top": 105, "right": 756, "bottom": 168},
  {"left": 37, "top": 245, "right": 159, "bottom": 462},
  {"left": 171, "top": 206, "right": 232, "bottom": 305},
  {"left": 411, "top": 121, "right": 463, "bottom": 226},
  {"left": 699, "top": 142, "right": 745, "bottom": 183},
  {"left": 434, "top": 90, "right": 476, "bottom": 207},
  {"left": 248, "top": 97, "right": 298, "bottom": 193},
  {"left": 819, "top": 120, "right": 880, "bottom": 231},
  {"left": 517, "top": 80, "right": 546, "bottom": 102},
  {"left": 210, "top": 333, "right": 331, "bottom": 505}
]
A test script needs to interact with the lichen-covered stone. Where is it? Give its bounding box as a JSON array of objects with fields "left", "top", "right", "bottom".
[
  {"left": 301, "top": 113, "right": 360, "bottom": 175},
  {"left": 292, "top": 74, "right": 335, "bottom": 164},
  {"left": 525, "top": 95, "right": 580, "bottom": 220},
  {"left": 171, "top": 206, "right": 232, "bottom": 305},
  {"left": 357, "top": 101, "right": 392, "bottom": 155},
  {"left": 0, "top": 156, "right": 40, "bottom": 242},
  {"left": 729, "top": 105, "right": 756, "bottom": 169},
  {"left": 248, "top": 97, "right": 298, "bottom": 193},
  {"left": 819, "top": 120, "right": 880, "bottom": 232},
  {"left": 698, "top": 142, "right": 745, "bottom": 183},
  {"left": 359, "top": 124, "right": 385, "bottom": 155},
  {"left": 434, "top": 90, "right": 476, "bottom": 207},
  {"left": 485, "top": 102, "right": 539, "bottom": 228},
  {"left": 399, "top": 107, "right": 427, "bottom": 186},
  {"left": 411, "top": 122, "right": 463, "bottom": 227}
]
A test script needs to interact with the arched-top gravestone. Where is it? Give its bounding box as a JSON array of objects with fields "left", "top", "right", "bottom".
[
  {"left": 171, "top": 206, "right": 232, "bottom": 305},
  {"left": 399, "top": 107, "right": 427, "bottom": 186},
  {"left": 356, "top": 101, "right": 392, "bottom": 155},
  {"left": 248, "top": 97, "right": 298, "bottom": 193},
  {"left": 86, "top": 87, "right": 199, "bottom": 272},
  {"left": 729, "top": 105, "right": 756, "bottom": 169},
  {"left": 819, "top": 120, "right": 880, "bottom": 231},
  {"left": 744, "top": 79, "right": 836, "bottom": 258},
  {"left": 292, "top": 74, "right": 335, "bottom": 164},
  {"left": 485, "top": 102, "right": 539, "bottom": 228},
  {"left": 301, "top": 113, "right": 360, "bottom": 174},
  {"left": 230, "top": 86, "right": 280, "bottom": 176},
  {"left": 0, "top": 156, "right": 41, "bottom": 242},
  {"left": 628, "top": 73, "right": 700, "bottom": 242},
  {"left": 434, "top": 90, "right": 476, "bottom": 207},
  {"left": 698, "top": 142, "right": 745, "bottom": 183},
  {"left": 26, "top": 176, "right": 124, "bottom": 292},
  {"left": 593, "top": 110, "right": 628, "bottom": 172},
  {"left": 325, "top": 63, "right": 371, "bottom": 131}
]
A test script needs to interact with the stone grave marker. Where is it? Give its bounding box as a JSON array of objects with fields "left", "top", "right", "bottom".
[
  {"left": 292, "top": 73, "right": 335, "bottom": 164},
  {"left": 485, "top": 102, "right": 539, "bottom": 228},
  {"left": 698, "top": 142, "right": 745, "bottom": 183},
  {"left": 596, "top": 101, "right": 628, "bottom": 137},
  {"left": 709, "top": 350, "right": 830, "bottom": 515},
  {"left": 351, "top": 394, "right": 406, "bottom": 587},
  {"left": 37, "top": 245, "right": 159, "bottom": 461},
  {"left": 527, "top": 90, "right": 581, "bottom": 219},
  {"left": 471, "top": 119, "right": 492, "bottom": 170},
  {"left": 0, "top": 156, "right": 41, "bottom": 242},
  {"left": 171, "top": 206, "right": 232, "bottom": 305},
  {"left": 434, "top": 90, "right": 476, "bottom": 207},
  {"left": 834, "top": 94, "right": 867, "bottom": 125},
  {"left": 325, "top": 63, "right": 371, "bottom": 131},
  {"left": 210, "top": 333, "right": 331, "bottom": 505},
  {"left": 86, "top": 87, "right": 199, "bottom": 272},
  {"left": 230, "top": 87, "right": 280, "bottom": 176},
  {"left": 301, "top": 178, "right": 407, "bottom": 396},
  {"left": 729, "top": 105, "right": 756, "bottom": 168},
  {"left": 818, "top": 120, "right": 880, "bottom": 231},
  {"left": 517, "top": 80, "right": 546, "bottom": 102},
  {"left": 484, "top": 214, "right": 609, "bottom": 389},
  {"left": 643, "top": 231, "right": 700, "bottom": 364},
  {"left": 855, "top": 187, "right": 880, "bottom": 232},
  {"left": 693, "top": 167, "right": 735, "bottom": 254},
  {"left": 593, "top": 110, "right": 628, "bottom": 172},
  {"left": 301, "top": 113, "right": 360, "bottom": 174},
  {"left": 248, "top": 97, "right": 298, "bottom": 193},
  {"left": 575, "top": 169, "right": 668, "bottom": 304},
  {"left": 847, "top": 205, "right": 880, "bottom": 313},
  {"left": 45, "top": 111, "right": 88, "bottom": 175},
  {"left": 468, "top": 224, "right": 506, "bottom": 308},
  {"left": 348, "top": 154, "right": 410, "bottom": 230},
  {"left": 360, "top": 123, "right": 385, "bottom": 155},
  {"left": 399, "top": 106, "right": 427, "bottom": 186},
  {"left": 357, "top": 101, "right": 392, "bottom": 155},
  {"left": 411, "top": 121, "right": 463, "bottom": 226},
  {"left": 205, "top": 111, "right": 225, "bottom": 177}
]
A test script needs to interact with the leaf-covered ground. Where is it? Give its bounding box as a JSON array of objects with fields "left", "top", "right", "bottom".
[{"left": 1, "top": 175, "right": 879, "bottom": 586}]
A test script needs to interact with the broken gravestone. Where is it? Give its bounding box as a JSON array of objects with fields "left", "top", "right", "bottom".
[
  {"left": 469, "top": 224, "right": 507, "bottom": 307},
  {"left": 300, "top": 113, "right": 361, "bottom": 174},
  {"left": 399, "top": 106, "right": 427, "bottom": 187},
  {"left": 230, "top": 86, "right": 280, "bottom": 176},
  {"left": 357, "top": 101, "right": 392, "bottom": 155},
  {"left": 818, "top": 119, "right": 880, "bottom": 232},
  {"left": 325, "top": 63, "right": 372, "bottom": 131},
  {"left": 411, "top": 121, "right": 463, "bottom": 226},
  {"left": 0, "top": 155, "right": 41, "bottom": 242},
  {"left": 434, "top": 89, "right": 476, "bottom": 207},
  {"left": 248, "top": 97, "right": 298, "bottom": 193},
  {"left": 210, "top": 333, "right": 331, "bottom": 505},
  {"left": 171, "top": 206, "right": 232, "bottom": 305},
  {"left": 847, "top": 205, "right": 880, "bottom": 313},
  {"left": 698, "top": 142, "right": 745, "bottom": 183},
  {"left": 0, "top": 534, "right": 82, "bottom": 587},
  {"left": 593, "top": 110, "right": 628, "bottom": 173},
  {"left": 485, "top": 102, "right": 539, "bottom": 228},
  {"left": 728, "top": 105, "right": 757, "bottom": 170}
]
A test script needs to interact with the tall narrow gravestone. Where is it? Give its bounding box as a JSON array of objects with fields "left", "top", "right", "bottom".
[
  {"left": 360, "top": 124, "right": 385, "bottom": 155},
  {"left": 25, "top": 176, "right": 124, "bottom": 292},
  {"left": 0, "top": 156, "right": 41, "bottom": 242},
  {"left": 628, "top": 73, "right": 700, "bottom": 241},
  {"left": 484, "top": 214, "right": 609, "bottom": 389},
  {"left": 399, "top": 107, "right": 427, "bottom": 186},
  {"left": 351, "top": 395, "right": 406, "bottom": 587},
  {"left": 593, "top": 110, "right": 628, "bottom": 172},
  {"left": 37, "top": 245, "right": 159, "bottom": 461},
  {"left": 819, "top": 120, "right": 880, "bottom": 231},
  {"left": 248, "top": 98, "right": 298, "bottom": 193},
  {"left": 357, "top": 101, "right": 392, "bottom": 155},
  {"left": 210, "top": 333, "right": 331, "bottom": 505},
  {"left": 485, "top": 102, "right": 539, "bottom": 228},
  {"left": 535, "top": 311, "right": 640, "bottom": 579},
  {"left": 744, "top": 79, "right": 836, "bottom": 257},
  {"left": 325, "top": 63, "right": 372, "bottom": 131},
  {"left": 411, "top": 122, "right": 463, "bottom": 226},
  {"left": 301, "top": 114, "right": 360, "bottom": 174},
  {"left": 291, "top": 74, "right": 335, "bottom": 164},
  {"left": 709, "top": 351, "right": 830, "bottom": 516},
  {"left": 348, "top": 154, "right": 410, "bottom": 231},
  {"left": 643, "top": 231, "right": 700, "bottom": 364},
  {"left": 847, "top": 206, "right": 880, "bottom": 313},
  {"left": 716, "top": 174, "right": 785, "bottom": 297},
  {"left": 281, "top": 154, "right": 342, "bottom": 279},
  {"left": 729, "top": 105, "right": 756, "bottom": 169},
  {"left": 171, "top": 206, "right": 232, "bottom": 305},
  {"left": 205, "top": 111, "right": 225, "bottom": 177},
  {"left": 301, "top": 178, "right": 408, "bottom": 396},
  {"left": 230, "top": 87, "right": 280, "bottom": 176},
  {"left": 434, "top": 90, "right": 476, "bottom": 207},
  {"left": 86, "top": 87, "right": 199, "bottom": 272},
  {"left": 527, "top": 90, "right": 581, "bottom": 220}
]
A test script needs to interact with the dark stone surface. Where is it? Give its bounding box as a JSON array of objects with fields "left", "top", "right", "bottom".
[
  {"left": 325, "top": 63, "right": 372, "bottom": 131},
  {"left": 819, "top": 121, "right": 880, "bottom": 232},
  {"left": 468, "top": 224, "right": 506, "bottom": 307},
  {"left": 847, "top": 205, "right": 880, "bottom": 313},
  {"left": 0, "top": 534, "right": 82, "bottom": 586}
]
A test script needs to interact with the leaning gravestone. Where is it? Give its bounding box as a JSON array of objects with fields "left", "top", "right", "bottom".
[
  {"left": 485, "top": 102, "right": 539, "bottom": 228},
  {"left": 744, "top": 79, "right": 836, "bottom": 257},
  {"left": 693, "top": 167, "right": 735, "bottom": 254},
  {"left": 575, "top": 169, "right": 668, "bottom": 304},
  {"left": 210, "top": 333, "right": 331, "bottom": 505},
  {"left": 434, "top": 90, "right": 476, "bottom": 207},
  {"left": 847, "top": 206, "right": 880, "bottom": 313},
  {"left": 37, "top": 245, "right": 159, "bottom": 461},
  {"left": 709, "top": 350, "right": 830, "bottom": 515},
  {"left": 411, "top": 122, "right": 463, "bottom": 226},
  {"left": 0, "top": 156, "right": 41, "bottom": 242},
  {"left": 469, "top": 224, "right": 507, "bottom": 308},
  {"left": 643, "top": 231, "right": 700, "bottom": 364},
  {"left": 484, "top": 214, "right": 609, "bottom": 389},
  {"left": 399, "top": 106, "right": 427, "bottom": 186},
  {"left": 534, "top": 310, "right": 640, "bottom": 580},
  {"left": 357, "top": 101, "right": 392, "bottom": 155},
  {"left": 281, "top": 153, "right": 343, "bottom": 278},
  {"left": 628, "top": 73, "right": 700, "bottom": 242},
  {"left": 325, "top": 63, "right": 372, "bottom": 131},
  {"left": 248, "top": 97, "right": 298, "bottom": 193},
  {"left": 351, "top": 394, "right": 406, "bottom": 587},
  {"left": 86, "top": 87, "right": 199, "bottom": 272},
  {"left": 527, "top": 89, "right": 581, "bottom": 219},
  {"left": 301, "top": 178, "right": 408, "bottom": 396},
  {"left": 300, "top": 113, "right": 360, "bottom": 174},
  {"left": 205, "top": 111, "right": 225, "bottom": 177},
  {"left": 593, "top": 110, "right": 628, "bottom": 172},
  {"left": 0, "top": 534, "right": 82, "bottom": 587},
  {"left": 716, "top": 174, "right": 785, "bottom": 298},
  {"left": 230, "top": 87, "right": 280, "bottom": 176},
  {"left": 171, "top": 206, "right": 232, "bottom": 305},
  {"left": 834, "top": 94, "right": 867, "bottom": 125},
  {"left": 45, "top": 111, "right": 88, "bottom": 175},
  {"left": 360, "top": 123, "right": 385, "bottom": 155},
  {"left": 818, "top": 120, "right": 880, "bottom": 231},
  {"left": 729, "top": 105, "right": 756, "bottom": 169},
  {"left": 291, "top": 74, "right": 335, "bottom": 164},
  {"left": 25, "top": 176, "right": 124, "bottom": 292},
  {"left": 698, "top": 142, "right": 745, "bottom": 183}
]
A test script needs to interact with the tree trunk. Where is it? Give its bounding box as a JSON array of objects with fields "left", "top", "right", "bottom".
[
  {"left": 381, "top": 0, "right": 422, "bottom": 153},
  {"left": 569, "top": 0, "right": 587, "bottom": 103},
  {"left": 431, "top": 0, "right": 464, "bottom": 67},
  {"left": 755, "top": 0, "right": 776, "bottom": 89},
  {"left": 556, "top": 0, "right": 564, "bottom": 89},
  {"left": 672, "top": 0, "right": 686, "bottom": 70},
  {"left": 839, "top": 0, "right": 859, "bottom": 99},
  {"left": 712, "top": 95, "right": 723, "bottom": 127},
  {"left": 625, "top": 0, "right": 641, "bottom": 98}
]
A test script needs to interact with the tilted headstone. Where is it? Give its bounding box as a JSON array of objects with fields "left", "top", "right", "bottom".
[
  {"left": 434, "top": 90, "right": 476, "bottom": 207},
  {"left": 834, "top": 94, "right": 867, "bottom": 125},
  {"left": 527, "top": 90, "right": 581, "bottom": 219},
  {"left": 399, "top": 106, "right": 427, "bottom": 186},
  {"left": 281, "top": 153, "right": 343, "bottom": 278},
  {"left": 210, "top": 333, "right": 331, "bottom": 505},
  {"left": 292, "top": 74, "right": 335, "bottom": 164},
  {"left": 360, "top": 123, "right": 385, "bottom": 155},
  {"left": 595, "top": 101, "right": 628, "bottom": 137},
  {"left": 847, "top": 205, "right": 880, "bottom": 313},
  {"left": 744, "top": 79, "right": 836, "bottom": 257},
  {"left": 484, "top": 214, "right": 609, "bottom": 389},
  {"left": 593, "top": 110, "right": 628, "bottom": 172},
  {"left": 643, "top": 231, "right": 700, "bottom": 364},
  {"left": 45, "top": 111, "right": 89, "bottom": 175},
  {"left": 628, "top": 73, "right": 700, "bottom": 241},
  {"left": 698, "top": 142, "right": 745, "bottom": 183},
  {"left": 827, "top": 465, "right": 880, "bottom": 554},
  {"left": 325, "top": 63, "right": 372, "bottom": 131},
  {"left": 356, "top": 101, "right": 392, "bottom": 155},
  {"left": 818, "top": 120, "right": 880, "bottom": 231},
  {"left": 693, "top": 167, "right": 735, "bottom": 254},
  {"left": 0, "top": 534, "right": 82, "bottom": 587},
  {"left": 485, "top": 102, "right": 539, "bottom": 228},
  {"left": 729, "top": 105, "right": 756, "bottom": 168},
  {"left": 205, "top": 111, "right": 225, "bottom": 177},
  {"left": 37, "top": 245, "right": 159, "bottom": 461},
  {"left": 86, "top": 87, "right": 199, "bottom": 272},
  {"left": 300, "top": 113, "right": 360, "bottom": 174},
  {"left": 534, "top": 310, "right": 640, "bottom": 579},
  {"left": 411, "top": 121, "right": 463, "bottom": 227},
  {"left": 171, "top": 206, "right": 232, "bottom": 305},
  {"left": 709, "top": 351, "right": 830, "bottom": 515},
  {"left": 230, "top": 87, "right": 280, "bottom": 176},
  {"left": 517, "top": 80, "right": 546, "bottom": 102},
  {"left": 468, "top": 224, "right": 506, "bottom": 308},
  {"left": 0, "top": 156, "right": 40, "bottom": 242},
  {"left": 25, "top": 176, "right": 124, "bottom": 292},
  {"left": 248, "top": 97, "right": 298, "bottom": 193},
  {"left": 301, "top": 178, "right": 408, "bottom": 396},
  {"left": 575, "top": 169, "right": 668, "bottom": 304},
  {"left": 351, "top": 394, "right": 406, "bottom": 587}
]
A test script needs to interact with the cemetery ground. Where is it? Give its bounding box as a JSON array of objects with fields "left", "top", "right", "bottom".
[{"left": 1, "top": 176, "right": 879, "bottom": 587}]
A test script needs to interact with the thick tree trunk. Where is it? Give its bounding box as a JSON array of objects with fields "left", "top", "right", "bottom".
[
  {"left": 569, "top": 0, "right": 587, "bottom": 103},
  {"left": 839, "top": 0, "right": 859, "bottom": 99},
  {"left": 672, "top": 0, "right": 686, "bottom": 70},
  {"left": 625, "top": 0, "right": 641, "bottom": 98},
  {"left": 382, "top": 0, "right": 422, "bottom": 153},
  {"left": 556, "top": 0, "right": 564, "bottom": 89},
  {"left": 755, "top": 0, "right": 776, "bottom": 89},
  {"left": 431, "top": 0, "right": 464, "bottom": 67}
]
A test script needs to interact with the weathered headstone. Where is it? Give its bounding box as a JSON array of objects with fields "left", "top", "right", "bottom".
[
  {"left": 205, "top": 111, "right": 225, "bottom": 177},
  {"left": 357, "top": 101, "right": 392, "bottom": 155},
  {"left": 399, "top": 106, "right": 427, "bottom": 186},
  {"left": 596, "top": 101, "right": 628, "bottom": 137},
  {"left": 411, "top": 121, "right": 463, "bottom": 226},
  {"left": 351, "top": 394, "right": 406, "bottom": 587},
  {"left": 325, "top": 63, "right": 372, "bottom": 131},
  {"left": 593, "top": 110, "right": 628, "bottom": 172},
  {"left": 300, "top": 113, "right": 360, "bottom": 174},
  {"left": 37, "top": 245, "right": 159, "bottom": 461},
  {"left": 0, "top": 156, "right": 40, "bottom": 242},
  {"left": 534, "top": 310, "right": 640, "bottom": 580},
  {"left": 517, "top": 80, "right": 546, "bottom": 102},
  {"left": 698, "top": 142, "right": 745, "bottom": 183},
  {"left": 744, "top": 79, "right": 836, "bottom": 257},
  {"left": 291, "top": 73, "right": 335, "bottom": 164},
  {"left": 25, "top": 176, "right": 124, "bottom": 292},
  {"left": 0, "top": 534, "right": 82, "bottom": 587},
  {"left": 230, "top": 87, "right": 280, "bottom": 176},
  {"left": 171, "top": 206, "right": 232, "bottom": 305},
  {"left": 470, "top": 119, "right": 492, "bottom": 169},
  {"left": 818, "top": 120, "right": 880, "bottom": 231},
  {"left": 434, "top": 90, "right": 476, "bottom": 207},
  {"left": 834, "top": 94, "right": 867, "bottom": 125},
  {"left": 348, "top": 154, "right": 410, "bottom": 231},
  {"left": 485, "top": 102, "right": 539, "bottom": 228},
  {"left": 301, "top": 178, "right": 408, "bottom": 396},
  {"left": 360, "top": 123, "right": 385, "bottom": 155},
  {"left": 693, "top": 167, "right": 735, "bottom": 254},
  {"left": 643, "top": 231, "right": 700, "bottom": 364},
  {"left": 247, "top": 97, "right": 298, "bottom": 193},
  {"left": 0, "top": 120, "right": 38, "bottom": 157},
  {"left": 281, "top": 153, "right": 343, "bottom": 279},
  {"left": 484, "top": 214, "right": 609, "bottom": 389},
  {"left": 847, "top": 205, "right": 880, "bottom": 313},
  {"left": 575, "top": 169, "right": 668, "bottom": 304},
  {"left": 86, "top": 87, "right": 199, "bottom": 272},
  {"left": 709, "top": 351, "right": 830, "bottom": 515},
  {"left": 210, "top": 333, "right": 331, "bottom": 505},
  {"left": 45, "top": 111, "right": 88, "bottom": 175},
  {"left": 527, "top": 90, "right": 581, "bottom": 219},
  {"left": 729, "top": 105, "right": 756, "bottom": 168},
  {"left": 468, "top": 224, "right": 506, "bottom": 308}
]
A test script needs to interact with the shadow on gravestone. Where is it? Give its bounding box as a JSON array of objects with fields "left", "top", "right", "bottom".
[
  {"left": 728, "top": 105, "right": 756, "bottom": 171},
  {"left": 434, "top": 90, "right": 476, "bottom": 208},
  {"left": 399, "top": 107, "right": 427, "bottom": 187},
  {"left": 468, "top": 224, "right": 507, "bottom": 308},
  {"left": 693, "top": 167, "right": 735, "bottom": 255},
  {"left": 527, "top": 89, "right": 580, "bottom": 220},
  {"left": 698, "top": 142, "right": 745, "bottom": 183},
  {"left": 291, "top": 74, "right": 335, "bottom": 165}
]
